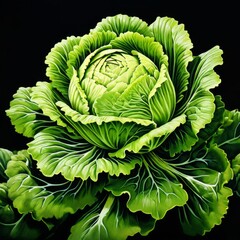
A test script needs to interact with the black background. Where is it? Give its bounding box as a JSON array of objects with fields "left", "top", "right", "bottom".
[{"left": 1, "top": 1, "right": 239, "bottom": 239}]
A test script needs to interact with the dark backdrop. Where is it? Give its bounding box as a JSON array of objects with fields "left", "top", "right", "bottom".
[{"left": 1, "top": 1, "right": 239, "bottom": 239}]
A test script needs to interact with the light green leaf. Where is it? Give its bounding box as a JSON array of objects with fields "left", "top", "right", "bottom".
[
  {"left": 94, "top": 72, "right": 155, "bottom": 120},
  {"left": 150, "top": 16, "right": 193, "bottom": 103},
  {"left": 45, "top": 36, "right": 81, "bottom": 98},
  {"left": 192, "top": 46, "right": 223, "bottom": 91},
  {"left": 30, "top": 81, "right": 73, "bottom": 133},
  {"left": 6, "top": 150, "right": 104, "bottom": 220},
  {"left": 176, "top": 46, "right": 223, "bottom": 116},
  {"left": 185, "top": 90, "right": 216, "bottom": 135},
  {"left": 28, "top": 126, "right": 142, "bottom": 181},
  {"left": 0, "top": 148, "right": 13, "bottom": 181},
  {"left": 0, "top": 183, "right": 15, "bottom": 224},
  {"left": 57, "top": 101, "right": 156, "bottom": 150},
  {"left": 232, "top": 153, "right": 240, "bottom": 196},
  {"left": 69, "top": 193, "right": 156, "bottom": 240},
  {"left": 109, "top": 114, "right": 186, "bottom": 158},
  {"left": 110, "top": 31, "right": 168, "bottom": 68},
  {"left": 68, "top": 68, "right": 90, "bottom": 114},
  {"left": 106, "top": 152, "right": 188, "bottom": 220},
  {"left": 176, "top": 145, "right": 233, "bottom": 236},
  {"left": 90, "top": 14, "right": 153, "bottom": 37},
  {"left": 68, "top": 31, "right": 117, "bottom": 78},
  {"left": 91, "top": 48, "right": 163, "bottom": 120},
  {"left": 5, "top": 87, "right": 53, "bottom": 138},
  {"left": 148, "top": 63, "right": 176, "bottom": 125},
  {"left": 161, "top": 91, "right": 215, "bottom": 157},
  {"left": 214, "top": 109, "right": 240, "bottom": 159},
  {"left": 81, "top": 48, "right": 140, "bottom": 112},
  {"left": 161, "top": 47, "right": 223, "bottom": 157},
  {"left": 8, "top": 174, "right": 102, "bottom": 220},
  {"left": 196, "top": 95, "right": 225, "bottom": 146},
  {"left": 5, "top": 150, "right": 31, "bottom": 178}
]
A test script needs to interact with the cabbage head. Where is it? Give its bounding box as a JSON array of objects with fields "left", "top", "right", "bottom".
[{"left": 4, "top": 14, "right": 239, "bottom": 239}]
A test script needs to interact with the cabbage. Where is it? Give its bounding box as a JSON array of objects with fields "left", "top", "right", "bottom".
[{"left": 2, "top": 14, "right": 239, "bottom": 239}]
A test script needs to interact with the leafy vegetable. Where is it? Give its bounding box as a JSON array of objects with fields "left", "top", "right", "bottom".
[{"left": 1, "top": 14, "right": 239, "bottom": 239}]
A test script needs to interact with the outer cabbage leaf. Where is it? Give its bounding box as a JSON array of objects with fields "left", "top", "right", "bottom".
[
  {"left": 0, "top": 149, "right": 15, "bottom": 229},
  {"left": 196, "top": 95, "right": 225, "bottom": 146},
  {"left": 0, "top": 148, "right": 13, "bottom": 181},
  {"left": 176, "top": 145, "right": 233, "bottom": 236},
  {"left": 213, "top": 109, "right": 240, "bottom": 159},
  {"left": 56, "top": 101, "right": 156, "bottom": 150},
  {"left": 30, "top": 81, "right": 73, "bottom": 132},
  {"left": 5, "top": 87, "right": 54, "bottom": 138},
  {"left": 90, "top": 14, "right": 153, "bottom": 37},
  {"left": 232, "top": 153, "right": 240, "bottom": 196},
  {"left": 214, "top": 109, "right": 240, "bottom": 197},
  {"left": 27, "top": 126, "right": 142, "bottom": 181},
  {"left": 161, "top": 46, "right": 223, "bottom": 156},
  {"left": 0, "top": 149, "right": 54, "bottom": 240},
  {"left": 45, "top": 36, "right": 81, "bottom": 98},
  {"left": 106, "top": 152, "right": 188, "bottom": 220},
  {"left": 68, "top": 193, "right": 156, "bottom": 240},
  {"left": 6, "top": 150, "right": 104, "bottom": 220},
  {"left": 150, "top": 16, "right": 193, "bottom": 103}
]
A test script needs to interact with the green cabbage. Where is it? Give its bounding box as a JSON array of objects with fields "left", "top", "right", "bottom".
[{"left": 2, "top": 14, "right": 239, "bottom": 239}]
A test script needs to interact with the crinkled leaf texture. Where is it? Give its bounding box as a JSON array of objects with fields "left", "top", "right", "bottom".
[
  {"left": 0, "top": 147, "right": 13, "bottom": 181},
  {"left": 213, "top": 109, "right": 240, "bottom": 196},
  {"left": 232, "top": 154, "right": 240, "bottom": 196},
  {"left": 27, "top": 126, "right": 142, "bottom": 181},
  {"left": 214, "top": 109, "right": 240, "bottom": 160},
  {"left": 0, "top": 149, "right": 52, "bottom": 240},
  {"left": 6, "top": 150, "right": 105, "bottom": 220}
]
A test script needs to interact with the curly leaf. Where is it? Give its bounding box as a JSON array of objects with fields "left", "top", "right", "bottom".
[
  {"left": 6, "top": 150, "right": 104, "bottom": 220},
  {"left": 176, "top": 145, "right": 233, "bottom": 236},
  {"left": 56, "top": 101, "right": 156, "bottom": 150},
  {"left": 214, "top": 109, "right": 240, "bottom": 159},
  {"left": 5, "top": 87, "right": 53, "bottom": 138},
  {"left": 196, "top": 95, "right": 225, "bottom": 145},
  {"left": 30, "top": 81, "right": 73, "bottom": 133},
  {"left": 0, "top": 148, "right": 13, "bottom": 181},
  {"left": 91, "top": 14, "right": 153, "bottom": 37},
  {"left": 109, "top": 114, "right": 186, "bottom": 158},
  {"left": 1, "top": 149, "right": 52, "bottom": 240},
  {"left": 68, "top": 31, "right": 117, "bottom": 79},
  {"left": 68, "top": 68, "right": 90, "bottom": 114},
  {"left": 150, "top": 16, "right": 193, "bottom": 103},
  {"left": 45, "top": 36, "right": 81, "bottom": 98},
  {"left": 106, "top": 152, "right": 188, "bottom": 220},
  {"left": 232, "top": 153, "right": 240, "bottom": 196},
  {"left": 161, "top": 46, "right": 223, "bottom": 157},
  {"left": 28, "top": 126, "right": 142, "bottom": 181},
  {"left": 0, "top": 183, "right": 15, "bottom": 224},
  {"left": 69, "top": 193, "right": 156, "bottom": 240},
  {"left": 110, "top": 31, "right": 168, "bottom": 67}
]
